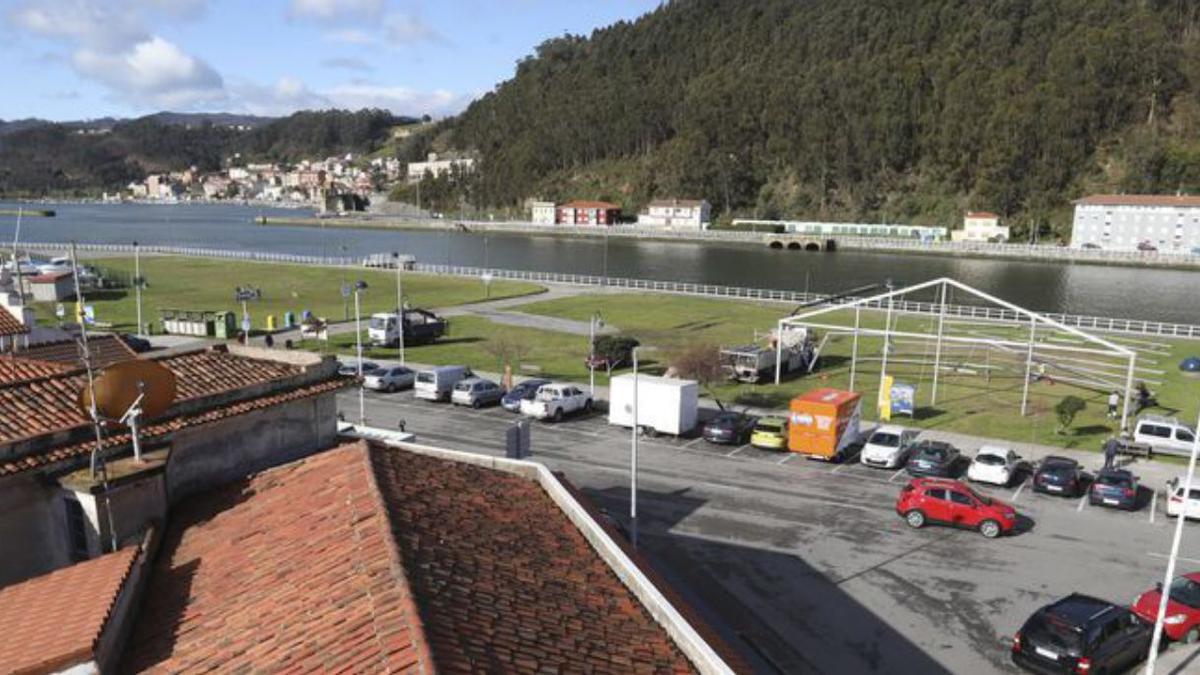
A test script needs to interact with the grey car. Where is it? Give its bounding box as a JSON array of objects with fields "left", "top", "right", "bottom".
[{"left": 451, "top": 377, "right": 504, "bottom": 408}]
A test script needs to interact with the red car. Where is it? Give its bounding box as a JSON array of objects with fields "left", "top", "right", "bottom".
[
  {"left": 895, "top": 477, "right": 1018, "bottom": 538},
  {"left": 1132, "top": 573, "right": 1200, "bottom": 643}
]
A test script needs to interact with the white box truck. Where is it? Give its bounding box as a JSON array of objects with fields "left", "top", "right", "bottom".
[{"left": 607, "top": 374, "right": 699, "bottom": 436}]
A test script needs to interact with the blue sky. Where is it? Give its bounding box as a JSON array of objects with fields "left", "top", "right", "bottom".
[{"left": 0, "top": 0, "right": 660, "bottom": 121}]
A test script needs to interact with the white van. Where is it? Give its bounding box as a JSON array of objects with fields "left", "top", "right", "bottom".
[
  {"left": 414, "top": 365, "right": 472, "bottom": 402},
  {"left": 1133, "top": 415, "right": 1197, "bottom": 457},
  {"left": 1167, "top": 476, "right": 1200, "bottom": 519}
]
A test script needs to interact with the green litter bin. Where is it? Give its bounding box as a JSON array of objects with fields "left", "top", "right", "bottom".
[{"left": 213, "top": 311, "right": 236, "bottom": 339}]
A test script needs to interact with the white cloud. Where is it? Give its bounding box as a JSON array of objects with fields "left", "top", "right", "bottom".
[
  {"left": 324, "top": 28, "right": 376, "bottom": 45},
  {"left": 289, "top": 0, "right": 382, "bottom": 21},
  {"left": 321, "top": 56, "right": 374, "bottom": 72},
  {"left": 382, "top": 13, "right": 444, "bottom": 45},
  {"left": 231, "top": 76, "right": 473, "bottom": 118},
  {"left": 73, "top": 36, "right": 225, "bottom": 108}
]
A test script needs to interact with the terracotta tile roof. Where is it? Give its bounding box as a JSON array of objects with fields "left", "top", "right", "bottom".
[
  {"left": 0, "top": 305, "right": 27, "bottom": 337},
  {"left": 965, "top": 211, "right": 999, "bottom": 218},
  {"left": 126, "top": 443, "right": 700, "bottom": 673},
  {"left": 372, "top": 447, "right": 695, "bottom": 673},
  {"left": 0, "top": 348, "right": 305, "bottom": 447},
  {"left": 561, "top": 200, "right": 621, "bottom": 210},
  {"left": 0, "top": 355, "right": 72, "bottom": 385},
  {"left": 124, "top": 442, "right": 434, "bottom": 673},
  {"left": 0, "top": 546, "right": 138, "bottom": 675},
  {"left": 14, "top": 335, "right": 135, "bottom": 369},
  {"left": 1074, "top": 194, "right": 1200, "bottom": 207},
  {"left": 648, "top": 198, "right": 706, "bottom": 208},
  {"left": 0, "top": 377, "right": 350, "bottom": 478}
]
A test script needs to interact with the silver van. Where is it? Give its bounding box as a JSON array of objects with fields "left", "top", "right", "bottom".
[
  {"left": 1133, "top": 415, "right": 1197, "bottom": 457},
  {"left": 414, "top": 365, "right": 473, "bottom": 402}
]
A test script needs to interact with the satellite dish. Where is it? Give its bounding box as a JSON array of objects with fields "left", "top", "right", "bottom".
[{"left": 79, "top": 359, "right": 177, "bottom": 423}]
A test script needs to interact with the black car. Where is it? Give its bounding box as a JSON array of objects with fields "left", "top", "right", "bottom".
[
  {"left": 118, "top": 333, "right": 152, "bottom": 353},
  {"left": 1012, "top": 594, "right": 1151, "bottom": 674},
  {"left": 905, "top": 441, "right": 960, "bottom": 477},
  {"left": 702, "top": 411, "right": 757, "bottom": 445},
  {"left": 500, "top": 378, "right": 551, "bottom": 413},
  {"left": 1033, "top": 456, "right": 1085, "bottom": 497},
  {"left": 1089, "top": 468, "right": 1139, "bottom": 510}
]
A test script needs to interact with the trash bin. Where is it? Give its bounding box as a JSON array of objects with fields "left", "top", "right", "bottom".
[
  {"left": 213, "top": 311, "right": 236, "bottom": 339},
  {"left": 266, "top": 315, "right": 276, "bottom": 331},
  {"left": 301, "top": 309, "right": 312, "bottom": 321},
  {"left": 284, "top": 311, "right": 295, "bottom": 329}
]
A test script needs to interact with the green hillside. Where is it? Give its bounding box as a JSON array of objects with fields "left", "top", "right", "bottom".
[{"left": 442, "top": 0, "right": 1200, "bottom": 237}]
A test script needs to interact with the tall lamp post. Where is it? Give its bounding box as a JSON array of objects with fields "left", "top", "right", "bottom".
[
  {"left": 629, "top": 344, "right": 656, "bottom": 549},
  {"left": 1146, "top": 406, "right": 1200, "bottom": 673},
  {"left": 132, "top": 240, "right": 144, "bottom": 336},
  {"left": 392, "top": 252, "right": 405, "bottom": 365},
  {"left": 353, "top": 280, "right": 368, "bottom": 424},
  {"left": 588, "top": 312, "right": 603, "bottom": 395}
]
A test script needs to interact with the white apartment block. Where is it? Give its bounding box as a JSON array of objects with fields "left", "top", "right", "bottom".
[
  {"left": 530, "top": 201, "right": 556, "bottom": 225},
  {"left": 1071, "top": 195, "right": 1200, "bottom": 252},
  {"left": 951, "top": 211, "right": 1010, "bottom": 242},
  {"left": 637, "top": 198, "right": 712, "bottom": 230},
  {"left": 406, "top": 153, "right": 476, "bottom": 184}
]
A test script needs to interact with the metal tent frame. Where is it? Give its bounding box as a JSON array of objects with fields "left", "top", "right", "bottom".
[{"left": 775, "top": 277, "right": 1140, "bottom": 430}]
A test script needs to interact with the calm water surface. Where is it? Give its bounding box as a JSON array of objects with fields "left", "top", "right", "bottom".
[{"left": 1, "top": 202, "right": 1196, "bottom": 323}]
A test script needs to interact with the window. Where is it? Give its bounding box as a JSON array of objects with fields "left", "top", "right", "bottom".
[
  {"left": 1141, "top": 424, "right": 1171, "bottom": 438},
  {"left": 64, "top": 498, "right": 88, "bottom": 561},
  {"left": 1177, "top": 429, "right": 1195, "bottom": 443},
  {"left": 924, "top": 488, "right": 949, "bottom": 501},
  {"left": 949, "top": 491, "right": 973, "bottom": 506}
]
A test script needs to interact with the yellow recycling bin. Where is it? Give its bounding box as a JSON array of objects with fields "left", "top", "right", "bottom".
[{"left": 266, "top": 315, "right": 276, "bottom": 331}]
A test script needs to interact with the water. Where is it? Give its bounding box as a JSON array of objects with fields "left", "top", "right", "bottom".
[{"left": 2, "top": 201, "right": 1197, "bottom": 323}]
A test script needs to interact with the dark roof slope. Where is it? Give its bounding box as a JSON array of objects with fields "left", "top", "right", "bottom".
[
  {"left": 15, "top": 335, "right": 135, "bottom": 368},
  {"left": 0, "top": 546, "right": 138, "bottom": 674}
]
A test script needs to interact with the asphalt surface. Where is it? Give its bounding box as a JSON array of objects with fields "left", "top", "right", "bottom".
[{"left": 339, "top": 387, "right": 1200, "bottom": 675}]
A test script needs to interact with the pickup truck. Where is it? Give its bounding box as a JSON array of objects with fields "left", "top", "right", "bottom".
[{"left": 519, "top": 383, "right": 592, "bottom": 422}]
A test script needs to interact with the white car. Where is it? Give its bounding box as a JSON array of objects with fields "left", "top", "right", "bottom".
[
  {"left": 860, "top": 426, "right": 918, "bottom": 469},
  {"left": 519, "top": 383, "right": 592, "bottom": 422},
  {"left": 1167, "top": 476, "right": 1200, "bottom": 519},
  {"left": 363, "top": 366, "right": 415, "bottom": 393},
  {"left": 966, "top": 446, "right": 1020, "bottom": 486}
]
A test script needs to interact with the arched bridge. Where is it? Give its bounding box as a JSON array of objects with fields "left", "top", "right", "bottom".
[{"left": 765, "top": 235, "right": 837, "bottom": 252}]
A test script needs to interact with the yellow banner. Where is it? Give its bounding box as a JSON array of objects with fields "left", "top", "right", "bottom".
[{"left": 879, "top": 375, "right": 894, "bottom": 421}]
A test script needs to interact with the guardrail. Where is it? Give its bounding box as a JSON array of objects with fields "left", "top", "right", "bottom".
[{"left": 20, "top": 241, "right": 1200, "bottom": 339}]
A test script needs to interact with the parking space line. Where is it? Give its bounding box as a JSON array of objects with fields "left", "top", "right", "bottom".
[
  {"left": 726, "top": 445, "right": 749, "bottom": 457},
  {"left": 832, "top": 462, "right": 851, "bottom": 474},
  {"left": 889, "top": 469, "right": 906, "bottom": 483},
  {"left": 1011, "top": 481, "right": 1027, "bottom": 502},
  {"left": 777, "top": 454, "right": 793, "bottom": 465},
  {"left": 684, "top": 437, "right": 708, "bottom": 450},
  {"left": 1150, "top": 492, "right": 1157, "bottom": 524},
  {"left": 1149, "top": 552, "right": 1200, "bottom": 566},
  {"left": 1076, "top": 495, "right": 1088, "bottom": 512}
]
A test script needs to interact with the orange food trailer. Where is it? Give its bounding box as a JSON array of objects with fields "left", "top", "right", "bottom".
[{"left": 787, "top": 388, "right": 863, "bottom": 461}]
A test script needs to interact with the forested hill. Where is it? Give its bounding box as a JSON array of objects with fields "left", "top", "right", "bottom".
[
  {"left": 0, "top": 109, "right": 409, "bottom": 196},
  {"left": 447, "top": 0, "right": 1200, "bottom": 235}
]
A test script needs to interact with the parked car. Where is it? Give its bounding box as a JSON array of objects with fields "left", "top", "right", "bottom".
[
  {"left": 414, "top": 365, "right": 473, "bottom": 402},
  {"left": 1132, "top": 573, "right": 1200, "bottom": 643},
  {"left": 1133, "top": 415, "right": 1197, "bottom": 457},
  {"left": 1089, "top": 468, "right": 1139, "bottom": 510},
  {"left": 363, "top": 366, "right": 415, "bottom": 393},
  {"left": 895, "top": 477, "right": 1017, "bottom": 538},
  {"left": 1081, "top": 243, "right": 1101, "bottom": 250},
  {"left": 750, "top": 416, "right": 788, "bottom": 451},
  {"left": 1167, "top": 476, "right": 1200, "bottom": 519},
  {"left": 905, "top": 440, "right": 960, "bottom": 478},
  {"left": 500, "top": 378, "right": 551, "bottom": 413},
  {"left": 1032, "top": 456, "right": 1085, "bottom": 497},
  {"left": 1138, "top": 240, "right": 1158, "bottom": 252},
  {"left": 702, "top": 411, "right": 758, "bottom": 445},
  {"left": 860, "top": 425, "right": 918, "bottom": 469},
  {"left": 519, "top": 383, "right": 592, "bottom": 421},
  {"left": 451, "top": 377, "right": 504, "bottom": 408},
  {"left": 966, "top": 446, "right": 1020, "bottom": 486},
  {"left": 118, "top": 333, "right": 152, "bottom": 353},
  {"left": 338, "top": 360, "right": 379, "bottom": 377},
  {"left": 1012, "top": 594, "right": 1151, "bottom": 674}
]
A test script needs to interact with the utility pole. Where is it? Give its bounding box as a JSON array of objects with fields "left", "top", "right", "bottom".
[
  {"left": 133, "top": 240, "right": 144, "bottom": 336},
  {"left": 353, "top": 280, "right": 368, "bottom": 424},
  {"left": 393, "top": 252, "right": 405, "bottom": 365},
  {"left": 11, "top": 207, "right": 25, "bottom": 306}
]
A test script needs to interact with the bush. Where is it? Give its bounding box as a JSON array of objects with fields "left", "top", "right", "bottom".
[{"left": 1054, "top": 396, "right": 1087, "bottom": 434}]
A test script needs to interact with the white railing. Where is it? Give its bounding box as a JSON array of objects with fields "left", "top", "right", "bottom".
[{"left": 19, "top": 241, "right": 1200, "bottom": 339}]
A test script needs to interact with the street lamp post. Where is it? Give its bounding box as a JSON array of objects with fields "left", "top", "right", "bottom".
[
  {"left": 353, "top": 280, "right": 368, "bottom": 424},
  {"left": 393, "top": 252, "right": 405, "bottom": 365},
  {"left": 629, "top": 344, "right": 656, "bottom": 549},
  {"left": 589, "top": 312, "right": 603, "bottom": 395}
]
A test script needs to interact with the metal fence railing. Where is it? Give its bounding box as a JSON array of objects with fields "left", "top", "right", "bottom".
[{"left": 20, "top": 241, "right": 1200, "bottom": 340}]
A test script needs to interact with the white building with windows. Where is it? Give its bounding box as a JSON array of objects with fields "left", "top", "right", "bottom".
[
  {"left": 951, "top": 211, "right": 1009, "bottom": 242},
  {"left": 405, "top": 153, "right": 476, "bottom": 184},
  {"left": 530, "top": 200, "right": 556, "bottom": 225},
  {"left": 637, "top": 198, "right": 712, "bottom": 230},
  {"left": 1071, "top": 194, "right": 1200, "bottom": 252}
]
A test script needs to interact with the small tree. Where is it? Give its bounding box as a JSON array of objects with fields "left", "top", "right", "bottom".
[
  {"left": 668, "top": 342, "right": 728, "bottom": 409},
  {"left": 1054, "top": 396, "right": 1087, "bottom": 435},
  {"left": 593, "top": 335, "right": 639, "bottom": 376}
]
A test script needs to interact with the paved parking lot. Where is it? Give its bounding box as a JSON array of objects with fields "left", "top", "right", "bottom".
[{"left": 341, "top": 388, "right": 1200, "bottom": 674}]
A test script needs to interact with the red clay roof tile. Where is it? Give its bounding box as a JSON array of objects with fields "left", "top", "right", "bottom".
[
  {"left": 0, "top": 546, "right": 138, "bottom": 675},
  {"left": 1074, "top": 194, "right": 1200, "bottom": 207},
  {"left": 0, "top": 305, "right": 27, "bottom": 337},
  {"left": 14, "top": 335, "right": 134, "bottom": 368},
  {"left": 0, "top": 355, "right": 72, "bottom": 386}
]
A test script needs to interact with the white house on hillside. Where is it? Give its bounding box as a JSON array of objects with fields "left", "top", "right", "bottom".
[
  {"left": 530, "top": 201, "right": 556, "bottom": 225},
  {"left": 952, "top": 211, "right": 1010, "bottom": 242},
  {"left": 637, "top": 198, "right": 711, "bottom": 230}
]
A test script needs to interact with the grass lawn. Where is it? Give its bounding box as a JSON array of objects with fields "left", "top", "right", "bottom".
[
  {"left": 513, "top": 292, "right": 1200, "bottom": 453},
  {"left": 39, "top": 256, "right": 543, "bottom": 333}
]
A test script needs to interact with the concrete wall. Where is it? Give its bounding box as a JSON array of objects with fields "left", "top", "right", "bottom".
[
  {"left": 165, "top": 392, "right": 338, "bottom": 503},
  {"left": 93, "top": 475, "right": 167, "bottom": 552},
  {"left": 0, "top": 475, "right": 72, "bottom": 587}
]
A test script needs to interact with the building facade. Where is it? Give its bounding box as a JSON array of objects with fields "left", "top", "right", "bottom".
[
  {"left": 1071, "top": 194, "right": 1200, "bottom": 252},
  {"left": 556, "top": 200, "right": 621, "bottom": 226},
  {"left": 406, "top": 153, "right": 476, "bottom": 184},
  {"left": 951, "top": 211, "right": 1010, "bottom": 242},
  {"left": 733, "top": 219, "right": 948, "bottom": 241},
  {"left": 530, "top": 200, "right": 556, "bottom": 225},
  {"left": 637, "top": 198, "right": 712, "bottom": 230}
]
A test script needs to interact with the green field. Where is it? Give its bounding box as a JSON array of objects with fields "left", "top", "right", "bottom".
[{"left": 40, "top": 256, "right": 544, "bottom": 332}]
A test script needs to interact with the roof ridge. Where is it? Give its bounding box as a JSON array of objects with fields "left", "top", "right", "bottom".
[{"left": 356, "top": 443, "right": 438, "bottom": 674}]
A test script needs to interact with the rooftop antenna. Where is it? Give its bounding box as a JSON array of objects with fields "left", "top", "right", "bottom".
[
  {"left": 79, "top": 359, "right": 176, "bottom": 463},
  {"left": 10, "top": 206, "right": 25, "bottom": 306}
]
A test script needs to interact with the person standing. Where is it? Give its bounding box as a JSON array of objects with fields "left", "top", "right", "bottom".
[
  {"left": 1103, "top": 437, "right": 1119, "bottom": 470},
  {"left": 1107, "top": 390, "right": 1120, "bottom": 419}
]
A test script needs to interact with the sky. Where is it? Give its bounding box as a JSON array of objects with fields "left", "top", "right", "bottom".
[{"left": 0, "top": 0, "right": 661, "bottom": 121}]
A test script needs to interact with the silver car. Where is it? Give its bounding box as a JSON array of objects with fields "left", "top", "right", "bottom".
[
  {"left": 363, "top": 366, "right": 416, "bottom": 393},
  {"left": 450, "top": 377, "right": 503, "bottom": 408}
]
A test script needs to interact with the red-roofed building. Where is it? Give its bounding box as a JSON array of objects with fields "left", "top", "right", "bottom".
[
  {"left": 557, "top": 200, "right": 621, "bottom": 226},
  {"left": 952, "top": 211, "right": 1009, "bottom": 243},
  {"left": 21, "top": 270, "right": 75, "bottom": 302}
]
